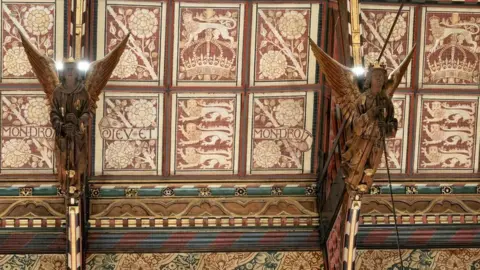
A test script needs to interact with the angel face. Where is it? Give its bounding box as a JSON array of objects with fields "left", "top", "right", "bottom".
[
  {"left": 62, "top": 62, "right": 81, "bottom": 88},
  {"left": 370, "top": 69, "right": 385, "bottom": 94}
]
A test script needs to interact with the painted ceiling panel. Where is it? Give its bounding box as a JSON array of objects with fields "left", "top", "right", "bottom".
[
  {"left": 360, "top": 4, "right": 415, "bottom": 88},
  {"left": 413, "top": 95, "right": 480, "bottom": 173},
  {"left": 94, "top": 91, "right": 164, "bottom": 175},
  {"left": 249, "top": 3, "right": 320, "bottom": 86},
  {"left": 171, "top": 93, "right": 241, "bottom": 175},
  {"left": 419, "top": 7, "right": 480, "bottom": 89},
  {"left": 97, "top": 0, "right": 166, "bottom": 86},
  {"left": 246, "top": 91, "right": 314, "bottom": 174},
  {"left": 172, "top": 2, "right": 245, "bottom": 86},
  {"left": 1, "top": 0, "right": 64, "bottom": 83}
]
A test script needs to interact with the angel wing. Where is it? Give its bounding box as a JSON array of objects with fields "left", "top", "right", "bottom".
[
  {"left": 19, "top": 29, "right": 59, "bottom": 104},
  {"left": 85, "top": 33, "right": 130, "bottom": 110},
  {"left": 309, "top": 38, "right": 361, "bottom": 124},
  {"left": 385, "top": 44, "right": 416, "bottom": 98}
]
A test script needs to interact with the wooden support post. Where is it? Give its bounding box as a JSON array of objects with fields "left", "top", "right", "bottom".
[
  {"left": 342, "top": 195, "right": 362, "bottom": 270},
  {"left": 67, "top": 189, "right": 82, "bottom": 270}
]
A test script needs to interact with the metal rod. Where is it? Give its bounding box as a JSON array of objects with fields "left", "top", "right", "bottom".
[
  {"left": 377, "top": 95, "right": 404, "bottom": 269},
  {"left": 377, "top": 1, "right": 405, "bottom": 62}
]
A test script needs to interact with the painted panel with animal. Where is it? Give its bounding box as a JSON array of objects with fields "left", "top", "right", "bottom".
[{"left": 419, "top": 7, "right": 480, "bottom": 89}]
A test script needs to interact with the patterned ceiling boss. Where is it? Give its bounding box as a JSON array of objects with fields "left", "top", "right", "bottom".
[
  {"left": 172, "top": 3, "right": 245, "bottom": 86},
  {"left": 360, "top": 5, "right": 415, "bottom": 88},
  {"left": 99, "top": 1, "right": 166, "bottom": 85},
  {"left": 171, "top": 93, "right": 241, "bottom": 175},
  {"left": 1, "top": 2, "right": 62, "bottom": 81},
  {"left": 247, "top": 92, "right": 314, "bottom": 174},
  {"left": 95, "top": 92, "right": 164, "bottom": 175},
  {"left": 378, "top": 95, "right": 410, "bottom": 173},
  {"left": 1, "top": 92, "right": 55, "bottom": 173},
  {"left": 419, "top": 7, "right": 480, "bottom": 89},
  {"left": 414, "top": 95, "right": 480, "bottom": 173},
  {"left": 249, "top": 3, "right": 319, "bottom": 86}
]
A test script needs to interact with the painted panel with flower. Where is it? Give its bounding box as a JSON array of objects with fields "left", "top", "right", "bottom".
[
  {"left": 249, "top": 3, "right": 319, "bottom": 86},
  {"left": 0, "top": 254, "right": 65, "bottom": 269},
  {"left": 413, "top": 95, "right": 480, "bottom": 173},
  {"left": 1, "top": 92, "right": 55, "bottom": 174},
  {"left": 1, "top": 0, "right": 64, "bottom": 83},
  {"left": 86, "top": 252, "right": 324, "bottom": 269},
  {"left": 172, "top": 3, "right": 245, "bottom": 86},
  {"left": 98, "top": 0, "right": 166, "bottom": 85},
  {"left": 419, "top": 7, "right": 480, "bottom": 89},
  {"left": 246, "top": 92, "right": 314, "bottom": 174},
  {"left": 356, "top": 249, "right": 480, "bottom": 270},
  {"left": 360, "top": 4, "right": 414, "bottom": 88},
  {"left": 171, "top": 93, "right": 241, "bottom": 175},
  {"left": 94, "top": 92, "right": 163, "bottom": 175},
  {"left": 378, "top": 94, "right": 410, "bottom": 174}
]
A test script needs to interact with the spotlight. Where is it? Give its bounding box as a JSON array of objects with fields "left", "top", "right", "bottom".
[
  {"left": 77, "top": 61, "right": 90, "bottom": 72},
  {"left": 352, "top": 66, "right": 365, "bottom": 77},
  {"left": 55, "top": 62, "right": 64, "bottom": 71}
]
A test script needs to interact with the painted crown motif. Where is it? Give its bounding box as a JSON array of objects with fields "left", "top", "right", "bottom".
[
  {"left": 180, "top": 29, "right": 236, "bottom": 79},
  {"left": 426, "top": 44, "right": 478, "bottom": 82}
]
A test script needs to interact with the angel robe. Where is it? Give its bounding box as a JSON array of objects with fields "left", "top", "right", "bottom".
[
  {"left": 341, "top": 90, "right": 397, "bottom": 191},
  {"left": 50, "top": 83, "right": 91, "bottom": 190}
]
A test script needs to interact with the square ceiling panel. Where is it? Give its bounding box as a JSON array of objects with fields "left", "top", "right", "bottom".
[
  {"left": 1, "top": 0, "right": 64, "bottom": 83},
  {"left": 249, "top": 3, "right": 320, "bottom": 86},
  {"left": 171, "top": 2, "right": 245, "bottom": 87},
  {"left": 97, "top": 0, "right": 167, "bottom": 86},
  {"left": 246, "top": 91, "right": 314, "bottom": 174},
  {"left": 0, "top": 91, "right": 55, "bottom": 174},
  {"left": 94, "top": 92, "right": 164, "bottom": 175},
  {"left": 360, "top": 4, "right": 415, "bottom": 89},
  {"left": 418, "top": 7, "right": 480, "bottom": 90},
  {"left": 413, "top": 95, "right": 480, "bottom": 173},
  {"left": 170, "top": 92, "right": 241, "bottom": 175}
]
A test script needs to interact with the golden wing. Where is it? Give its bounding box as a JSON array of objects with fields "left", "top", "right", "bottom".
[
  {"left": 85, "top": 33, "right": 130, "bottom": 110},
  {"left": 19, "top": 29, "right": 59, "bottom": 104},
  {"left": 384, "top": 44, "right": 416, "bottom": 98},
  {"left": 309, "top": 38, "right": 361, "bottom": 123}
]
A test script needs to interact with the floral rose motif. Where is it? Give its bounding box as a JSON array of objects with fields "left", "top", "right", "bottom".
[
  {"left": 126, "top": 99, "right": 156, "bottom": 127},
  {"left": 274, "top": 99, "right": 304, "bottom": 127},
  {"left": 4, "top": 47, "right": 31, "bottom": 76},
  {"left": 128, "top": 9, "right": 158, "bottom": 39},
  {"left": 112, "top": 49, "right": 138, "bottom": 78},
  {"left": 24, "top": 97, "right": 50, "bottom": 125},
  {"left": 2, "top": 139, "right": 31, "bottom": 168},
  {"left": 379, "top": 13, "right": 407, "bottom": 41},
  {"left": 259, "top": 50, "right": 287, "bottom": 80},
  {"left": 105, "top": 141, "right": 135, "bottom": 169},
  {"left": 278, "top": 10, "right": 308, "bottom": 40},
  {"left": 23, "top": 6, "right": 54, "bottom": 35},
  {"left": 253, "top": 140, "right": 281, "bottom": 168}
]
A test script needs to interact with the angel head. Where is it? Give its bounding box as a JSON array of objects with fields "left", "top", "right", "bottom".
[
  {"left": 57, "top": 57, "right": 86, "bottom": 87},
  {"left": 363, "top": 61, "right": 388, "bottom": 95}
]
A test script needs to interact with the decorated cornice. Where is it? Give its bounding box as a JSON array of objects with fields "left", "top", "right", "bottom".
[{"left": 360, "top": 195, "right": 480, "bottom": 225}]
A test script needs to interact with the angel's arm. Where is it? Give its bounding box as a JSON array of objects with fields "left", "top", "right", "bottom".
[{"left": 50, "top": 93, "right": 64, "bottom": 137}]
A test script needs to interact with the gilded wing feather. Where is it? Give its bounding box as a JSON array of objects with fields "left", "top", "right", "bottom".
[
  {"left": 384, "top": 44, "right": 416, "bottom": 98},
  {"left": 85, "top": 33, "right": 130, "bottom": 110},
  {"left": 309, "top": 38, "right": 361, "bottom": 123},
  {"left": 18, "top": 28, "right": 59, "bottom": 104}
]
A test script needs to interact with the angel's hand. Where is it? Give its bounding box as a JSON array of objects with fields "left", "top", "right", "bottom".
[{"left": 66, "top": 113, "right": 78, "bottom": 125}]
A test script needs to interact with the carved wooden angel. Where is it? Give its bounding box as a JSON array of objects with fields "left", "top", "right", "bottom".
[
  {"left": 309, "top": 38, "right": 415, "bottom": 193},
  {"left": 19, "top": 30, "right": 129, "bottom": 193}
]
